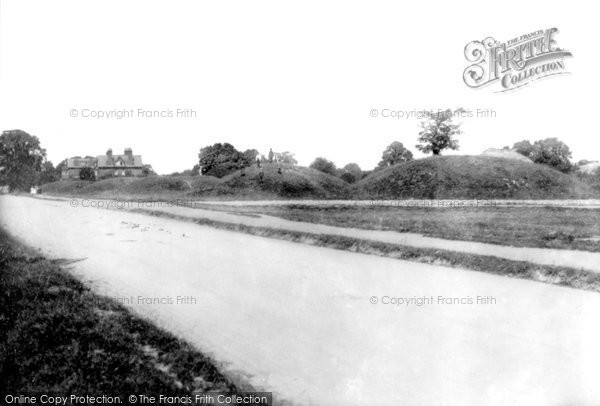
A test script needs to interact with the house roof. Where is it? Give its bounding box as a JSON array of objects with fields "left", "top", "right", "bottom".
[
  {"left": 96, "top": 154, "right": 143, "bottom": 168},
  {"left": 66, "top": 157, "right": 97, "bottom": 168}
]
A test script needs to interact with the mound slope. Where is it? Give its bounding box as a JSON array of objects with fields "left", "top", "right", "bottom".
[
  {"left": 42, "top": 164, "right": 351, "bottom": 199},
  {"left": 198, "top": 163, "right": 351, "bottom": 199},
  {"left": 355, "top": 155, "right": 594, "bottom": 199}
]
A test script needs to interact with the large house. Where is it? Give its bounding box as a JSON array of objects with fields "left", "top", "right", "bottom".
[
  {"left": 96, "top": 148, "right": 144, "bottom": 178},
  {"left": 61, "top": 148, "right": 144, "bottom": 179}
]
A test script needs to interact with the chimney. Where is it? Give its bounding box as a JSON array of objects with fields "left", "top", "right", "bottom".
[
  {"left": 106, "top": 148, "right": 113, "bottom": 157},
  {"left": 124, "top": 148, "right": 133, "bottom": 165}
]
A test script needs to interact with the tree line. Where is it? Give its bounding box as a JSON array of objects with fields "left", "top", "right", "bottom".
[
  {"left": 196, "top": 108, "right": 465, "bottom": 182},
  {"left": 0, "top": 109, "right": 594, "bottom": 191}
]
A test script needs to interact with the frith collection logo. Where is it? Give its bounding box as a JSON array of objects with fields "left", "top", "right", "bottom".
[{"left": 463, "top": 28, "right": 572, "bottom": 92}]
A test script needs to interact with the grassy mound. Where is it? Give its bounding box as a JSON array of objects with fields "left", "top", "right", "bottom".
[
  {"left": 355, "top": 155, "right": 595, "bottom": 199},
  {"left": 42, "top": 157, "right": 596, "bottom": 200},
  {"left": 197, "top": 163, "right": 351, "bottom": 199},
  {"left": 41, "top": 179, "right": 95, "bottom": 194},
  {"left": 42, "top": 164, "right": 350, "bottom": 200}
]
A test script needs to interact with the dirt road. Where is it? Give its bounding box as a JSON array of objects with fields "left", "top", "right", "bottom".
[{"left": 2, "top": 195, "right": 600, "bottom": 405}]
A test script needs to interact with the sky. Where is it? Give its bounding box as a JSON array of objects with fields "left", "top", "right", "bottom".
[{"left": 1, "top": 0, "right": 598, "bottom": 174}]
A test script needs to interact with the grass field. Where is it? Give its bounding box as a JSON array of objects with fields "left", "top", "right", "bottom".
[
  {"left": 196, "top": 204, "right": 600, "bottom": 252},
  {"left": 0, "top": 228, "right": 246, "bottom": 396}
]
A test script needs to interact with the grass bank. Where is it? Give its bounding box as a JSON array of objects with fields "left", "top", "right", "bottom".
[
  {"left": 130, "top": 208, "right": 600, "bottom": 295},
  {"left": 0, "top": 228, "right": 248, "bottom": 397},
  {"left": 197, "top": 205, "right": 600, "bottom": 253}
]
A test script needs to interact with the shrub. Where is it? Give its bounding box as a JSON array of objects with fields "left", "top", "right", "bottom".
[
  {"left": 310, "top": 157, "right": 337, "bottom": 175},
  {"left": 378, "top": 142, "right": 413, "bottom": 168},
  {"left": 79, "top": 167, "right": 95, "bottom": 181},
  {"left": 513, "top": 138, "right": 574, "bottom": 173},
  {"left": 530, "top": 138, "right": 574, "bottom": 173},
  {"left": 342, "top": 163, "right": 362, "bottom": 181},
  {"left": 340, "top": 172, "right": 357, "bottom": 183}
]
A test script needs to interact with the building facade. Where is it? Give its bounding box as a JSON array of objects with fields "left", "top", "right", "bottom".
[
  {"left": 61, "top": 148, "right": 144, "bottom": 179},
  {"left": 61, "top": 156, "right": 97, "bottom": 179},
  {"left": 96, "top": 148, "right": 144, "bottom": 178}
]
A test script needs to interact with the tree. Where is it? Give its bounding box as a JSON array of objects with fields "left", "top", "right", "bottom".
[
  {"left": 198, "top": 143, "right": 251, "bottom": 178},
  {"left": 341, "top": 163, "right": 362, "bottom": 183},
  {"left": 310, "top": 157, "right": 337, "bottom": 175},
  {"left": 79, "top": 166, "right": 95, "bottom": 181},
  {"left": 242, "top": 149, "right": 259, "bottom": 164},
  {"left": 0, "top": 129, "right": 46, "bottom": 191},
  {"left": 512, "top": 138, "right": 574, "bottom": 172},
  {"left": 55, "top": 159, "right": 67, "bottom": 177},
  {"left": 415, "top": 108, "right": 464, "bottom": 155},
  {"left": 530, "top": 138, "right": 573, "bottom": 173},
  {"left": 38, "top": 161, "right": 61, "bottom": 184},
  {"left": 513, "top": 140, "right": 535, "bottom": 158},
  {"left": 142, "top": 164, "right": 156, "bottom": 176},
  {"left": 378, "top": 142, "right": 413, "bottom": 168}
]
